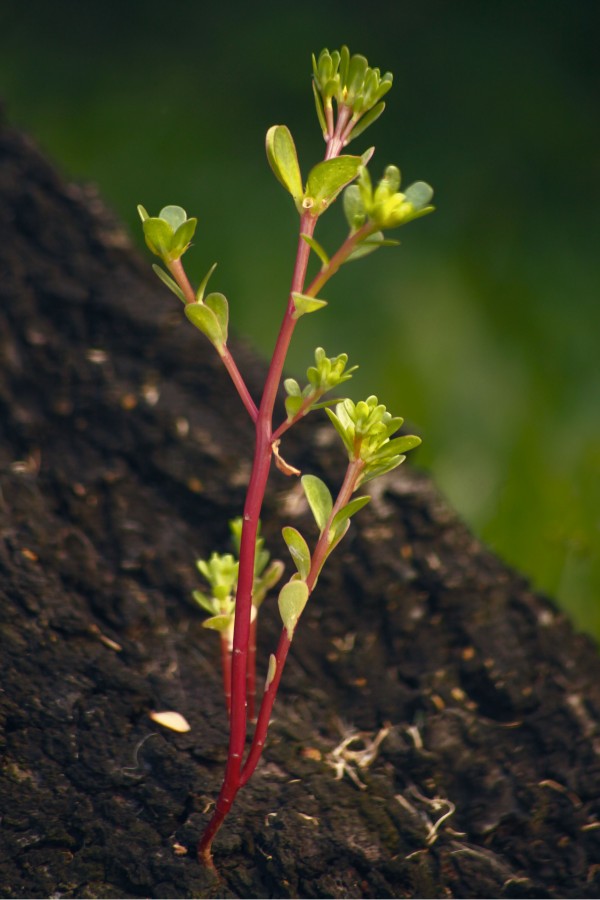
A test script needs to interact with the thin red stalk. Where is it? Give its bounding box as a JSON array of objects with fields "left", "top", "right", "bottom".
[
  {"left": 219, "top": 346, "right": 259, "bottom": 422},
  {"left": 168, "top": 259, "right": 258, "bottom": 423},
  {"left": 199, "top": 104, "right": 356, "bottom": 863},
  {"left": 220, "top": 636, "right": 231, "bottom": 718},
  {"left": 240, "top": 459, "right": 364, "bottom": 786},
  {"left": 239, "top": 628, "right": 291, "bottom": 787},
  {"left": 247, "top": 613, "right": 257, "bottom": 722},
  {"left": 306, "top": 221, "right": 374, "bottom": 298},
  {"left": 198, "top": 212, "right": 317, "bottom": 865},
  {"left": 271, "top": 389, "right": 324, "bottom": 443}
]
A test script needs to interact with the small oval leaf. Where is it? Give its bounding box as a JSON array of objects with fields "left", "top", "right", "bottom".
[
  {"left": 301, "top": 474, "right": 333, "bottom": 533},
  {"left": 266, "top": 125, "right": 303, "bottom": 204},
  {"left": 265, "top": 653, "right": 277, "bottom": 690},
  {"left": 185, "top": 302, "right": 224, "bottom": 347},
  {"left": 204, "top": 292, "right": 229, "bottom": 344},
  {"left": 202, "top": 614, "right": 233, "bottom": 633},
  {"left": 278, "top": 579, "right": 309, "bottom": 638},
  {"left": 282, "top": 526, "right": 311, "bottom": 580},
  {"left": 159, "top": 205, "right": 187, "bottom": 231},
  {"left": 304, "top": 156, "right": 362, "bottom": 214}
]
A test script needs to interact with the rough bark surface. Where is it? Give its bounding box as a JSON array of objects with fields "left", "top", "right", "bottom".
[{"left": 1, "top": 121, "right": 599, "bottom": 900}]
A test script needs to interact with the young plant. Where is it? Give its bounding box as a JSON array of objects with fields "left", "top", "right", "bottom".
[{"left": 138, "top": 45, "right": 434, "bottom": 867}]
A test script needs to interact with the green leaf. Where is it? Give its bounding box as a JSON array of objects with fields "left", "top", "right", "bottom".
[
  {"left": 195, "top": 262, "right": 217, "bottom": 303},
  {"left": 330, "top": 495, "right": 371, "bottom": 536},
  {"left": 301, "top": 474, "right": 333, "bottom": 533},
  {"left": 284, "top": 378, "right": 301, "bottom": 396},
  {"left": 359, "top": 456, "right": 407, "bottom": 486},
  {"left": 347, "top": 102, "right": 386, "bottom": 143},
  {"left": 404, "top": 181, "right": 434, "bottom": 210},
  {"left": 368, "top": 434, "right": 422, "bottom": 461},
  {"left": 202, "top": 614, "right": 233, "bottom": 634},
  {"left": 205, "top": 292, "right": 229, "bottom": 344},
  {"left": 291, "top": 292, "right": 328, "bottom": 319},
  {"left": 310, "top": 397, "right": 346, "bottom": 410},
  {"left": 282, "top": 526, "right": 311, "bottom": 580},
  {"left": 159, "top": 205, "right": 188, "bottom": 232},
  {"left": 284, "top": 394, "right": 304, "bottom": 420},
  {"left": 265, "top": 653, "right": 277, "bottom": 690},
  {"left": 192, "top": 589, "right": 216, "bottom": 614},
  {"left": 266, "top": 125, "right": 303, "bottom": 206},
  {"left": 278, "top": 579, "right": 309, "bottom": 638},
  {"left": 312, "top": 79, "right": 328, "bottom": 137},
  {"left": 184, "top": 302, "right": 224, "bottom": 348},
  {"left": 304, "top": 156, "right": 362, "bottom": 215},
  {"left": 347, "top": 232, "right": 400, "bottom": 262},
  {"left": 324, "top": 406, "right": 354, "bottom": 455},
  {"left": 300, "top": 233, "right": 330, "bottom": 267},
  {"left": 343, "top": 185, "right": 366, "bottom": 230},
  {"left": 171, "top": 217, "right": 197, "bottom": 257},
  {"left": 152, "top": 264, "right": 186, "bottom": 303},
  {"left": 142, "top": 217, "right": 173, "bottom": 258}
]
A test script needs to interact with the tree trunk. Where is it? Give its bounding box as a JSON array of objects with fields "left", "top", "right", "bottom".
[{"left": 1, "top": 121, "right": 599, "bottom": 899}]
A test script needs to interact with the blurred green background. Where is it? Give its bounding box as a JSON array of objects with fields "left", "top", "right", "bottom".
[{"left": 1, "top": 1, "right": 598, "bottom": 637}]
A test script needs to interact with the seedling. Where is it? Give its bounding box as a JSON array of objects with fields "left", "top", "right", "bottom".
[{"left": 138, "top": 45, "right": 434, "bottom": 867}]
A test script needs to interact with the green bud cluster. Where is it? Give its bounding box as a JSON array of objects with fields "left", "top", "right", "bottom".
[
  {"left": 312, "top": 46, "right": 393, "bottom": 142},
  {"left": 283, "top": 347, "right": 357, "bottom": 421},
  {"left": 193, "top": 520, "right": 283, "bottom": 640},
  {"left": 326, "top": 396, "right": 422, "bottom": 486},
  {"left": 345, "top": 166, "right": 435, "bottom": 232},
  {"left": 137, "top": 204, "right": 197, "bottom": 262},
  {"left": 193, "top": 552, "right": 238, "bottom": 637}
]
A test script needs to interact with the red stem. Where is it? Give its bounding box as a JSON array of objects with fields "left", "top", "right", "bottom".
[
  {"left": 198, "top": 212, "right": 317, "bottom": 866},
  {"left": 199, "top": 110, "right": 354, "bottom": 866},
  {"left": 220, "top": 636, "right": 232, "bottom": 718},
  {"left": 168, "top": 259, "right": 258, "bottom": 423},
  {"left": 239, "top": 459, "right": 363, "bottom": 785},
  {"left": 247, "top": 613, "right": 257, "bottom": 722}
]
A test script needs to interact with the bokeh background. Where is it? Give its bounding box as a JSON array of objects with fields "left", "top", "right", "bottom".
[{"left": 1, "top": 1, "right": 598, "bottom": 637}]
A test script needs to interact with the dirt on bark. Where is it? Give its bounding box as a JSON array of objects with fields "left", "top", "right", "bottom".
[{"left": 0, "top": 121, "right": 599, "bottom": 899}]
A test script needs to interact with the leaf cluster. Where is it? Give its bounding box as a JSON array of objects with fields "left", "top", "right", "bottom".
[
  {"left": 344, "top": 166, "right": 434, "bottom": 232},
  {"left": 138, "top": 204, "right": 197, "bottom": 263},
  {"left": 266, "top": 125, "right": 363, "bottom": 216},
  {"left": 193, "top": 520, "right": 283, "bottom": 638},
  {"left": 326, "top": 396, "right": 422, "bottom": 486},
  {"left": 312, "top": 46, "right": 393, "bottom": 143},
  {"left": 283, "top": 347, "right": 357, "bottom": 422}
]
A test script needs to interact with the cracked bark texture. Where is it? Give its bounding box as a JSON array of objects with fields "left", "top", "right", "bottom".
[{"left": 1, "top": 121, "right": 599, "bottom": 899}]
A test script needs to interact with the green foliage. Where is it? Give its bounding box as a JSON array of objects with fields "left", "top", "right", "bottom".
[
  {"left": 266, "top": 125, "right": 303, "bottom": 211},
  {"left": 283, "top": 347, "right": 357, "bottom": 421},
  {"left": 185, "top": 292, "right": 229, "bottom": 349},
  {"left": 137, "top": 204, "right": 197, "bottom": 262},
  {"left": 349, "top": 166, "right": 435, "bottom": 231},
  {"left": 278, "top": 579, "right": 309, "bottom": 637},
  {"left": 291, "top": 292, "right": 328, "bottom": 319},
  {"left": 326, "top": 396, "right": 421, "bottom": 487},
  {"left": 300, "top": 233, "right": 330, "bottom": 267},
  {"left": 312, "top": 46, "right": 393, "bottom": 142},
  {"left": 193, "top": 520, "right": 283, "bottom": 639},
  {"left": 193, "top": 551, "right": 238, "bottom": 640},
  {"left": 301, "top": 474, "right": 333, "bottom": 533},
  {"left": 282, "top": 526, "right": 311, "bottom": 580},
  {"left": 303, "top": 156, "right": 362, "bottom": 216}
]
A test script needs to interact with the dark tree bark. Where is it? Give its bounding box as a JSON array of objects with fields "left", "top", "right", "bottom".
[{"left": 1, "top": 120, "right": 599, "bottom": 900}]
